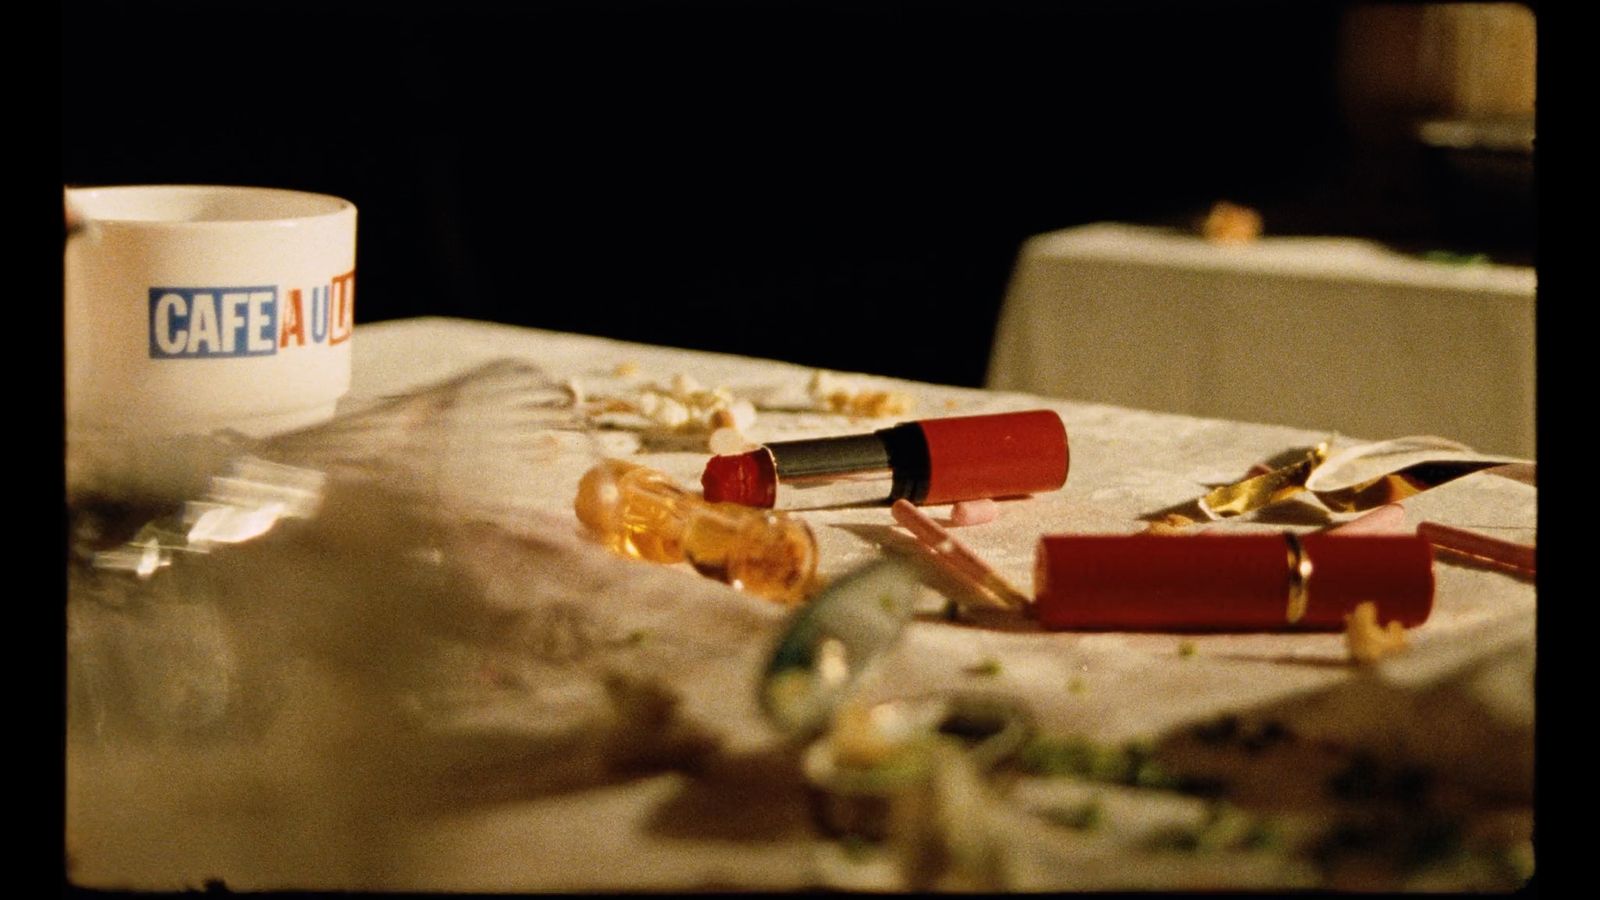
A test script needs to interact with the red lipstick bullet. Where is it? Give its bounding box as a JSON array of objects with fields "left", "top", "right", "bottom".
[
  {"left": 1033, "top": 533, "right": 1435, "bottom": 631},
  {"left": 702, "top": 409, "right": 1069, "bottom": 510}
]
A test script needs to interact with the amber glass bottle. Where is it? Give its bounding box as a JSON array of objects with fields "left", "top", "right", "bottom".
[{"left": 575, "top": 459, "right": 817, "bottom": 604}]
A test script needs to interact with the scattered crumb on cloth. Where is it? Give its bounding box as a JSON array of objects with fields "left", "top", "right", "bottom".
[
  {"left": 809, "top": 370, "right": 914, "bottom": 418},
  {"left": 577, "top": 371, "right": 759, "bottom": 449},
  {"left": 1144, "top": 513, "right": 1194, "bottom": 535},
  {"left": 1344, "top": 601, "right": 1408, "bottom": 664}
]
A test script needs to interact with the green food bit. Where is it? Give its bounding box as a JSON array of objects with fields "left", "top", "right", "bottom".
[
  {"left": 1178, "top": 640, "right": 1197, "bottom": 658},
  {"left": 966, "top": 658, "right": 1003, "bottom": 677},
  {"left": 1492, "top": 842, "right": 1535, "bottom": 886},
  {"left": 1241, "top": 818, "right": 1284, "bottom": 852},
  {"left": 1147, "top": 804, "right": 1280, "bottom": 855},
  {"left": 1145, "top": 825, "right": 1202, "bottom": 853},
  {"left": 1422, "top": 250, "right": 1490, "bottom": 266},
  {"left": 1016, "top": 735, "right": 1177, "bottom": 789},
  {"left": 865, "top": 751, "right": 937, "bottom": 787},
  {"left": 878, "top": 593, "right": 898, "bottom": 614},
  {"left": 1067, "top": 676, "right": 1087, "bottom": 694},
  {"left": 1133, "top": 760, "right": 1180, "bottom": 789},
  {"left": 1017, "top": 736, "right": 1099, "bottom": 777},
  {"left": 1195, "top": 804, "right": 1258, "bottom": 851},
  {"left": 623, "top": 629, "right": 651, "bottom": 646},
  {"left": 1088, "top": 746, "right": 1132, "bottom": 781},
  {"left": 1042, "top": 799, "right": 1104, "bottom": 831},
  {"left": 841, "top": 835, "right": 878, "bottom": 861}
]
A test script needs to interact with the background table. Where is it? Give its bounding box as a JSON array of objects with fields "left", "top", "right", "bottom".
[
  {"left": 66, "top": 318, "right": 1535, "bottom": 891},
  {"left": 988, "top": 223, "right": 1536, "bottom": 457}
]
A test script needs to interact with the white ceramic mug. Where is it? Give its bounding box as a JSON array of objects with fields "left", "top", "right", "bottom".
[{"left": 65, "top": 185, "right": 357, "bottom": 495}]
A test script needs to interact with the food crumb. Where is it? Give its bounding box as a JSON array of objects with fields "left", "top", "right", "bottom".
[
  {"left": 849, "top": 390, "right": 913, "bottom": 418},
  {"left": 1043, "top": 799, "right": 1104, "bottom": 831},
  {"left": 711, "top": 398, "right": 757, "bottom": 432},
  {"left": 830, "top": 703, "right": 903, "bottom": 769},
  {"left": 1018, "top": 735, "right": 1174, "bottom": 787},
  {"left": 1145, "top": 513, "right": 1195, "bottom": 536},
  {"left": 1201, "top": 200, "right": 1263, "bottom": 245},
  {"left": 639, "top": 391, "right": 690, "bottom": 428},
  {"left": 590, "top": 372, "right": 759, "bottom": 435},
  {"left": 1344, "top": 601, "right": 1408, "bottom": 664},
  {"left": 965, "top": 658, "right": 1003, "bottom": 677},
  {"left": 1067, "top": 676, "right": 1087, "bottom": 695},
  {"left": 808, "top": 369, "right": 914, "bottom": 418},
  {"left": 1178, "top": 640, "right": 1197, "bottom": 658},
  {"left": 1423, "top": 250, "right": 1489, "bottom": 266}
]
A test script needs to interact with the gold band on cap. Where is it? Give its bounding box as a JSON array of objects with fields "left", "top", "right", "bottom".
[{"left": 1283, "top": 532, "right": 1313, "bottom": 624}]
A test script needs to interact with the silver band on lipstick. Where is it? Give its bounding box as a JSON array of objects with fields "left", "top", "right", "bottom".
[{"left": 768, "top": 434, "right": 896, "bottom": 509}]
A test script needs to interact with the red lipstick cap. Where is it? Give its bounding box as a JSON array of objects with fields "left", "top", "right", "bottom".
[
  {"left": 701, "top": 448, "right": 777, "bottom": 507},
  {"left": 919, "top": 410, "right": 1069, "bottom": 505},
  {"left": 1033, "top": 533, "right": 1434, "bottom": 631}
]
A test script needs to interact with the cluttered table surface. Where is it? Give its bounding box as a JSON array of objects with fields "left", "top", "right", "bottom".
[{"left": 65, "top": 317, "right": 1536, "bottom": 892}]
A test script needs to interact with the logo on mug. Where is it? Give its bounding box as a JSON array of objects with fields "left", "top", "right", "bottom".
[{"left": 148, "top": 271, "right": 354, "bottom": 358}]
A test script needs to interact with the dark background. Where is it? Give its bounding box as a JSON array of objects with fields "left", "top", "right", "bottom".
[{"left": 61, "top": 0, "right": 1530, "bottom": 388}]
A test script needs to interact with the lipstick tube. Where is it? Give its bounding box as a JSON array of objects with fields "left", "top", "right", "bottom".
[
  {"left": 702, "top": 409, "right": 1069, "bottom": 510},
  {"left": 1033, "top": 533, "right": 1434, "bottom": 631}
]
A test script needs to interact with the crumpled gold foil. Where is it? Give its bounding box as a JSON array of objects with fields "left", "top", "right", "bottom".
[
  {"left": 1199, "top": 443, "right": 1329, "bottom": 518},
  {"left": 1196, "top": 437, "right": 1529, "bottom": 520}
]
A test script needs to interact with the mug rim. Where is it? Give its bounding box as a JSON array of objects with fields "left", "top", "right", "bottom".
[{"left": 66, "top": 184, "right": 354, "bottom": 227}]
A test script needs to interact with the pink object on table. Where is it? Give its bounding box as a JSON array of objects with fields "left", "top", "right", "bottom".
[
  {"left": 1417, "top": 520, "right": 1535, "bottom": 576},
  {"left": 1327, "top": 505, "right": 1533, "bottom": 576},
  {"left": 948, "top": 498, "right": 999, "bottom": 527},
  {"left": 889, "top": 499, "right": 1028, "bottom": 609}
]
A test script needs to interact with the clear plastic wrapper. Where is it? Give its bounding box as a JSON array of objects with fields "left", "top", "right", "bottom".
[{"left": 65, "top": 361, "right": 777, "bottom": 775}]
